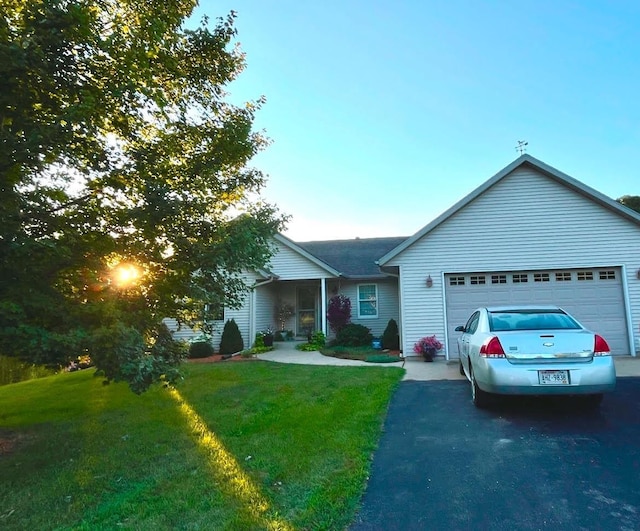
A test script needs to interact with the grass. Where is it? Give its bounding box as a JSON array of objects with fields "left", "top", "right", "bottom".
[{"left": 0, "top": 361, "right": 403, "bottom": 530}]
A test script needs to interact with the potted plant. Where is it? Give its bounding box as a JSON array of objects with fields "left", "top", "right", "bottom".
[
  {"left": 260, "top": 326, "right": 275, "bottom": 347},
  {"left": 413, "top": 335, "right": 443, "bottom": 362}
]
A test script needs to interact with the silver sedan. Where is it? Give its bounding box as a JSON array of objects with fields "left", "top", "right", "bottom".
[{"left": 455, "top": 305, "right": 616, "bottom": 408}]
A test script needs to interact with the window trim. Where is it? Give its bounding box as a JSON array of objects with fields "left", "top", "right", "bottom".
[{"left": 357, "top": 283, "right": 379, "bottom": 319}]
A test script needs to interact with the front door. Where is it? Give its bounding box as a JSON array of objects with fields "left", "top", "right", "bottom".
[{"left": 296, "top": 286, "right": 317, "bottom": 337}]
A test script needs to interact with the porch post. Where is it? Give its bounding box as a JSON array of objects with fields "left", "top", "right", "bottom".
[
  {"left": 250, "top": 286, "right": 256, "bottom": 346},
  {"left": 320, "top": 277, "right": 327, "bottom": 336}
]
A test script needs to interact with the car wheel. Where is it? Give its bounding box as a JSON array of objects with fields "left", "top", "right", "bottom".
[
  {"left": 459, "top": 359, "right": 465, "bottom": 376},
  {"left": 582, "top": 393, "right": 604, "bottom": 410},
  {"left": 470, "top": 365, "right": 491, "bottom": 409}
]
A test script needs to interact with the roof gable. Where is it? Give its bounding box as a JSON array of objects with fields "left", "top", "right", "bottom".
[
  {"left": 378, "top": 154, "right": 640, "bottom": 265},
  {"left": 271, "top": 233, "right": 341, "bottom": 277}
]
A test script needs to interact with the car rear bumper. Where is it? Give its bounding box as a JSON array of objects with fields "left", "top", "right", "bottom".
[{"left": 476, "top": 357, "right": 617, "bottom": 395}]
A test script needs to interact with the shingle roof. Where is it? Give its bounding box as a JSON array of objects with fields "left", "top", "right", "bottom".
[{"left": 297, "top": 237, "right": 407, "bottom": 278}]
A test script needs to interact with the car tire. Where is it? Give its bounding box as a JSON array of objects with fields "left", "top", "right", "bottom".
[
  {"left": 470, "top": 365, "right": 491, "bottom": 409},
  {"left": 582, "top": 393, "right": 604, "bottom": 410},
  {"left": 459, "top": 359, "right": 465, "bottom": 376}
]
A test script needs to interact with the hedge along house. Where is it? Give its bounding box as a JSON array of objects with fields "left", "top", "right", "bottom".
[
  {"left": 378, "top": 154, "right": 640, "bottom": 359},
  {"left": 168, "top": 154, "right": 640, "bottom": 357}
]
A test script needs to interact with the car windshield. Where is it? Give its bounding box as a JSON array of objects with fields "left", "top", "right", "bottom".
[{"left": 488, "top": 310, "right": 581, "bottom": 331}]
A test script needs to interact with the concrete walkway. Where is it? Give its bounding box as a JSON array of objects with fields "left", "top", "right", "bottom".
[{"left": 257, "top": 341, "right": 640, "bottom": 381}]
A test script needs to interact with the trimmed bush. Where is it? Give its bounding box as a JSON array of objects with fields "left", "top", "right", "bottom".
[
  {"left": 219, "top": 319, "right": 244, "bottom": 355},
  {"left": 189, "top": 341, "right": 215, "bottom": 359},
  {"left": 381, "top": 319, "right": 400, "bottom": 350},
  {"left": 336, "top": 323, "right": 373, "bottom": 347},
  {"left": 311, "top": 330, "right": 326, "bottom": 348}
]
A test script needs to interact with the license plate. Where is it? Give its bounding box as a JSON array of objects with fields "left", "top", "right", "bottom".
[{"left": 538, "top": 370, "right": 569, "bottom": 385}]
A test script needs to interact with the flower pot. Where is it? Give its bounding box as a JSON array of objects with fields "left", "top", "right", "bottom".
[
  {"left": 263, "top": 335, "right": 274, "bottom": 347},
  {"left": 423, "top": 348, "right": 436, "bottom": 362}
]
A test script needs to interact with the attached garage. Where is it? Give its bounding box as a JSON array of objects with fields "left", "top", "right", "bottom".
[
  {"left": 377, "top": 155, "right": 640, "bottom": 359},
  {"left": 444, "top": 267, "right": 629, "bottom": 357}
]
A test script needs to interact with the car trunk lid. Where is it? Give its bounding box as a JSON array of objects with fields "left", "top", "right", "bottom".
[{"left": 496, "top": 330, "right": 595, "bottom": 364}]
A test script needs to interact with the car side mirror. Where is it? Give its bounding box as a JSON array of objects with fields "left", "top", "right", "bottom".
[{"left": 455, "top": 325, "right": 465, "bottom": 332}]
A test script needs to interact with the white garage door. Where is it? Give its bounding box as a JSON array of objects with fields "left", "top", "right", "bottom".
[{"left": 445, "top": 267, "right": 628, "bottom": 358}]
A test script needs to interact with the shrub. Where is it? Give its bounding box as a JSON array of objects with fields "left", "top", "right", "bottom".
[
  {"left": 253, "top": 333, "right": 265, "bottom": 349},
  {"left": 327, "top": 294, "right": 351, "bottom": 333},
  {"left": 219, "top": 319, "right": 244, "bottom": 355},
  {"left": 336, "top": 323, "right": 373, "bottom": 347},
  {"left": 382, "top": 319, "right": 400, "bottom": 350},
  {"left": 189, "top": 341, "right": 215, "bottom": 359},
  {"left": 296, "top": 342, "right": 319, "bottom": 352},
  {"left": 295, "top": 330, "right": 326, "bottom": 352},
  {"left": 311, "top": 330, "right": 326, "bottom": 348},
  {"left": 0, "top": 355, "right": 56, "bottom": 386}
]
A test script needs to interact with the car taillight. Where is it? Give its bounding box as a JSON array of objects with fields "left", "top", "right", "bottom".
[
  {"left": 594, "top": 334, "right": 611, "bottom": 356},
  {"left": 479, "top": 336, "right": 505, "bottom": 358}
]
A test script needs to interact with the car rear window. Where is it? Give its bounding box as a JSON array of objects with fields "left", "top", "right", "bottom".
[{"left": 489, "top": 310, "right": 581, "bottom": 331}]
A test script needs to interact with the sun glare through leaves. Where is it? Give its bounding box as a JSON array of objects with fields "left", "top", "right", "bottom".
[{"left": 111, "top": 263, "right": 141, "bottom": 289}]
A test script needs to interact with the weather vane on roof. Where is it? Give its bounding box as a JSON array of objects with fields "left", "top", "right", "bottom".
[{"left": 516, "top": 140, "right": 528, "bottom": 155}]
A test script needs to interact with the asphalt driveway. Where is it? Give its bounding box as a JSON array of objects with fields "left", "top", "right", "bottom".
[{"left": 351, "top": 377, "right": 640, "bottom": 531}]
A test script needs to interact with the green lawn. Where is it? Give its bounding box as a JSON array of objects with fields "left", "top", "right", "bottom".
[{"left": 0, "top": 361, "right": 403, "bottom": 530}]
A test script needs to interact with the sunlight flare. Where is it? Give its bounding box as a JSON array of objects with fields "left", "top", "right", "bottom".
[
  {"left": 111, "top": 263, "right": 141, "bottom": 288},
  {"left": 168, "top": 388, "right": 293, "bottom": 530}
]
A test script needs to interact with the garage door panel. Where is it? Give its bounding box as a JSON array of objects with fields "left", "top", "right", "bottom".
[{"left": 445, "top": 268, "right": 628, "bottom": 357}]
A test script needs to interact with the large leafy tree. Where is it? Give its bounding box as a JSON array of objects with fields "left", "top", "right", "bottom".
[
  {"left": 0, "top": 0, "right": 286, "bottom": 392},
  {"left": 617, "top": 195, "right": 640, "bottom": 214}
]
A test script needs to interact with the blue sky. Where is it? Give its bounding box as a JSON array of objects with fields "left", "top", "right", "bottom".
[{"left": 193, "top": 1, "right": 639, "bottom": 241}]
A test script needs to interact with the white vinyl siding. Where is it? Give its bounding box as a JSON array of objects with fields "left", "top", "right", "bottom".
[
  {"left": 387, "top": 166, "right": 640, "bottom": 357},
  {"left": 255, "top": 283, "right": 276, "bottom": 339},
  {"left": 331, "top": 279, "right": 399, "bottom": 338},
  {"left": 267, "top": 241, "right": 335, "bottom": 280}
]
